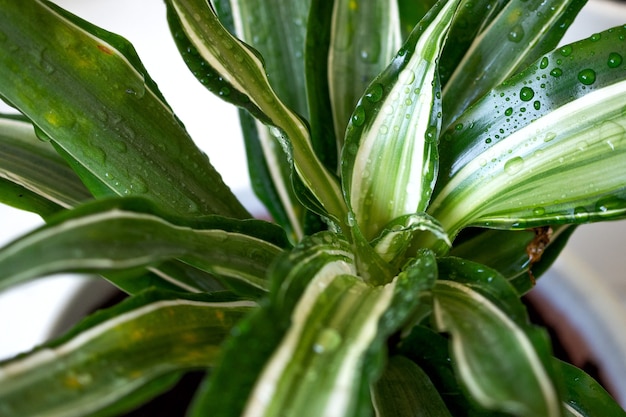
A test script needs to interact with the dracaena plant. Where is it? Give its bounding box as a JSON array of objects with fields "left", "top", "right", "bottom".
[{"left": 0, "top": 0, "right": 625, "bottom": 415}]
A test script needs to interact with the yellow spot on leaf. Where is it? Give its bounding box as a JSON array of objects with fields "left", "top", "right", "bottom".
[{"left": 349, "top": 0, "right": 358, "bottom": 11}]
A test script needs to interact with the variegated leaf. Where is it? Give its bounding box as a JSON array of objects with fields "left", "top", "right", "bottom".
[
  {"left": 0, "top": 0, "right": 248, "bottom": 218},
  {"left": 0, "top": 114, "right": 91, "bottom": 210},
  {"left": 0, "top": 198, "right": 288, "bottom": 295},
  {"left": 342, "top": 0, "right": 461, "bottom": 241},
  {"left": 190, "top": 233, "right": 437, "bottom": 416},
  {"left": 328, "top": 0, "right": 401, "bottom": 147},
  {"left": 443, "top": 0, "right": 586, "bottom": 126},
  {"left": 166, "top": 0, "right": 348, "bottom": 227},
  {"left": 431, "top": 25, "right": 626, "bottom": 239},
  {"left": 433, "top": 258, "right": 562, "bottom": 417},
  {"left": 0, "top": 290, "right": 254, "bottom": 417}
]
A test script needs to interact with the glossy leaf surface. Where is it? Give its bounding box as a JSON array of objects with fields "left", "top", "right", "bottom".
[
  {"left": 0, "top": 114, "right": 91, "bottom": 211},
  {"left": 166, "top": 0, "right": 347, "bottom": 227},
  {"left": 0, "top": 198, "right": 288, "bottom": 294},
  {"left": 431, "top": 25, "right": 626, "bottom": 238},
  {"left": 433, "top": 257, "right": 562, "bottom": 416},
  {"left": 443, "top": 0, "right": 586, "bottom": 125},
  {"left": 372, "top": 355, "right": 452, "bottom": 417},
  {"left": 0, "top": 290, "right": 254, "bottom": 417},
  {"left": 328, "top": 0, "right": 401, "bottom": 147},
  {"left": 558, "top": 360, "right": 626, "bottom": 416},
  {"left": 226, "top": 0, "right": 311, "bottom": 241},
  {"left": 0, "top": 0, "right": 248, "bottom": 218},
  {"left": 191, "top": 233, "right": 437, "bottom": 416},
  {"left": 342, "top": 0, "right": 460, "bottom": 241}
]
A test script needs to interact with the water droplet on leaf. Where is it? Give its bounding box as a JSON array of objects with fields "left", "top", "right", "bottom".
[
  {"left": 313, "top": 328, "right": 342, "bottom": 354},
  {"left": 508, "top": 24, "right": 525, "bottom": 43},
  {"left": 559, "top": 45, "right": 573, "bottom": 57},
  {"left": 520, "top": 86, "right": 534, "bottom": 101},
  {"left": 577, "top": 68, "right": 596, "bottom": 85},
  {"left": 365, "top": 84, "right": 384, "bottom": 102},
  {"left": 504, "top": 156, "right": 524, "bottom": 175},
  {"left": 608, "top": 52, "right": 622, "bottom": 68},
  {"left": 351, "top": 105, "right": 366, "bottom": 126},
  {"left": 550, "top": 68, "right": 563, "bottom": 77}
]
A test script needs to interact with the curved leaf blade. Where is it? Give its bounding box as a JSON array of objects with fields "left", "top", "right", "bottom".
[
  {"left": 0, "top": 0, "right": 248, "bottom": 218},
  {"left": 191, "top": 234, "right": 437, "bottom": 417},
  {"left": 557, "top": 360, "right": 626, "bottom": 417},
  {"left": 342, "top": 0, "right": 460, "bottom": 241},
  {"left": 0, "top": 198, "right": 287, "bottom": 294},
  {"left": 328, "top": 0, "right": 401, "bottom": 147},
  {"left": 433, "top": 258, "right": 562, "bottom": 417},
  {"left": 0, "top": 290, "right": 254, "bottom": 417},
  {"left": 372, "top": 355, "right": 452, "bottom": 417},
  {"left": 443, "top": 0, "right": 586, "bottom": 126},
  {"left": 166, "top": 0, "right": 348, "bottom": 227},
  {"left": 226, "top": 0, "right": 311, "bottom": 240},
  {"left": 0, "top": 114, "right": 91, "bottom": 210},
  {"left": 431, "top": 26, "right": 626, "bottom": 238}
]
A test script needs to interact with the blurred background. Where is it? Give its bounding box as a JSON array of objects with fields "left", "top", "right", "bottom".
[{"left": 0, "top": 0, "right": 624, "bottom": 406}]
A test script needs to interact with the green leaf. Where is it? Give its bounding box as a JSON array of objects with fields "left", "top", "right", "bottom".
[
  {"left": 0, "top": 177, "right": 62, "bottom": 218},
  {"left": 398, "top": 325, "right": 511, "bottom": 417},
  {"left": 327, "top": 0, "right": 401, "bottom": 148},
  {"left": 431, "top": 25, "right": 626, "bottom": 238},
  {"left": 0, "top": 0, "right": 248, "bottom": 218},
  {"left": 557, "top": 360, "right": 626, "bottom": 417},
  {"left": 0, "top": 197, "right": 287, "bottom": 295},
  {"left": 305, "top": 0, "right": 340, "bottom": 172},
  {"left": 342, "top": 0, "right": 461, "bottom": 241},
  {"left": 166, "top": 0, "right": 348, "bottom": 227},
  {"left": 397, "top": 0, "right": 437, "bottom": 40},
  {"left": 191, "top": 234, "right": 437, "bottom": 416},
  {"left": 0, "top": 114, "right": 91, "bottom": 211},
  {"left": 442, "top": 0, "right": 586, "bottom": 126},
  {"left": 225, "top": 0, "right": 312, "bottom": 241},
  {"left": 433, "top": 258, "right": 562, "bottom": 417},
  {"left": 371, "top": 212, "right": 451, "bottom": 268},
  {"left": 449, "top": 225, "right": 576, "bottom": 294},
  {"left": 372, "top": 355, "right": 452, "bottom": 417},
  {"left": 0, "top": 290, "right": 254, "bottom": 417}
]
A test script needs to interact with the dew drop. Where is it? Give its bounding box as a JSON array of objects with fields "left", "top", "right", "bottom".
[
  {"left": 533, "top": 100, "right": 541, "bottom": 110},
  {"left": 608, "top": 52, "right": 622, "bottom": 68},
  {"left": 455, "top": 123, "right": 463, "bottom": 130},
  {"left": 505, "top": 107, "right": 513, "bottom": 116},
  {"left": 590, "top": 33, "right": 601, "bottom": 42},
  {"left": 425, "top": 126, "right": 437, "bottom": 142},
  {"left": 559, "top": 45, "right": 573, "bottom": 57},
  {"left": 577, "top": 68, "right": 596, "bottom": 85},
  {"left": 550, "top": 68, "right": 563, "bottom": 77},
  {"left": 313, "top": 328, "right": 342, "bottom": 354},
  {"left": 83, "top": 145, "right": 106, "bottom": 165},
  {"left": 574, "top": 206, "right": 589, "bottom": 221},
  {"left": 365, "top": 83, "right": 384, "bottom": 102},
  {"left": 520, "top": 86, "right": 534, "bottom": 101},
  {"left": 351, "top": 105, "right": 366, "bottom": 126},
  {"left": 543, "top": 131, "right": 556, "bottom": 142},
  {"left": 399, "top": 69, "right": 415, "bottom": 85},
  {"left": 539, "top": 56, "right": 549, "bottom": 69},
  {"left": 130, "top": 175, "right": 149, "bottom": 193},
  {"left": 508, "top": 24, "right": 525, "bottom": 43},
  {"left": 504, "top": 156, "right": 524, "bottom": 175},
  {"left": 533, "top": 207, "right": 546, "bottom": 216},
  {"left": 218, "top": 86, "right": 230, "bottom": 96}
]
